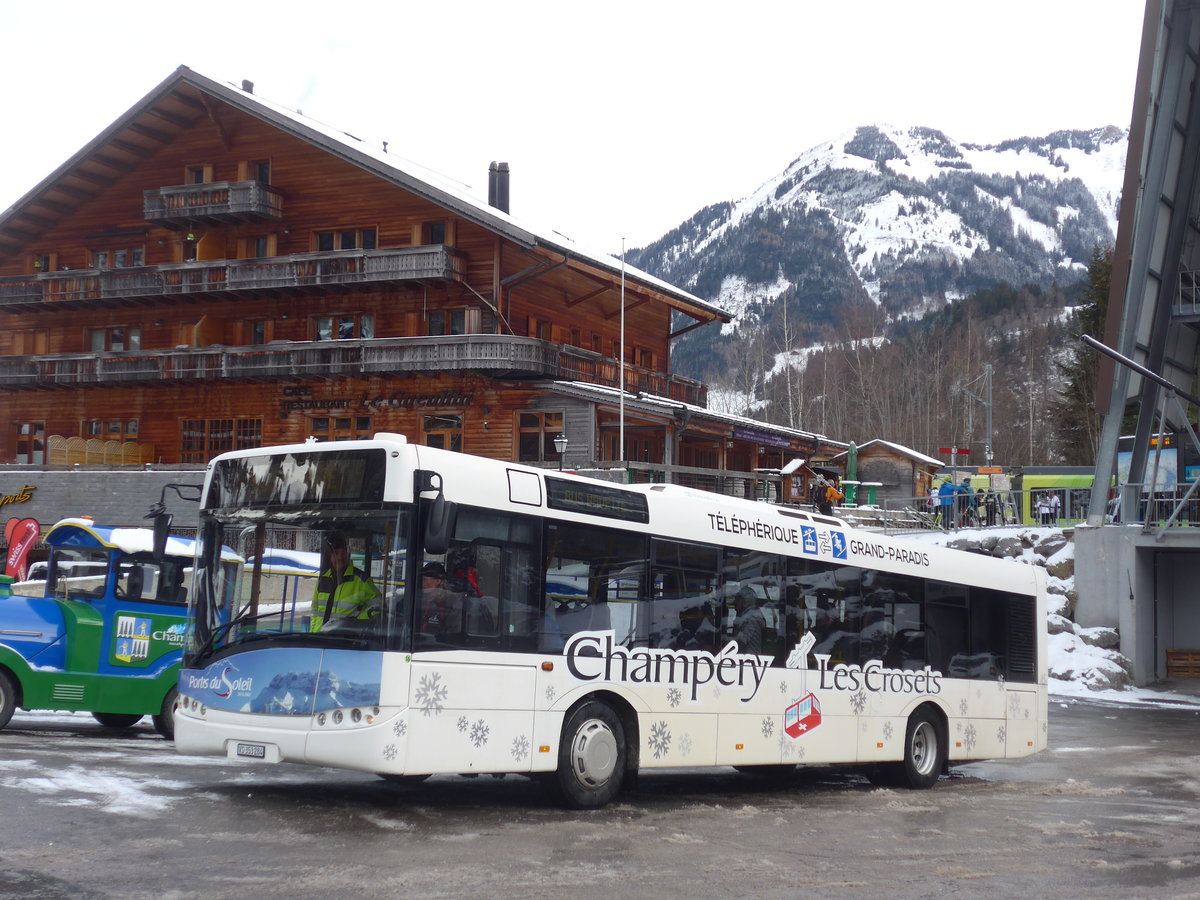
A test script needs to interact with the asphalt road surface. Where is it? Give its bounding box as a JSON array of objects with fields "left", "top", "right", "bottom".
[{"left": 1, "top": 697, "right": 1199, "bottom": 900}]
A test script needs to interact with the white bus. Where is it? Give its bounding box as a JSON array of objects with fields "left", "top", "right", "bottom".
[{"left": 174, "top": 433, "right": 1047, "bottom": 807}]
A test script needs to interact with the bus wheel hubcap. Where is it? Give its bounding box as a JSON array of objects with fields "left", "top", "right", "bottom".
[
  {"left": 571, "top": 719, "right": 617, "bottom": 787},
  {"left": 912, "top": 722, "right": 936, "bottom": 775}
]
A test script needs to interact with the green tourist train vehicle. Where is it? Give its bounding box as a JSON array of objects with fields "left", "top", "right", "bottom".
[{"left": 0, "top": 516, "right": 241, "bottom": 738}]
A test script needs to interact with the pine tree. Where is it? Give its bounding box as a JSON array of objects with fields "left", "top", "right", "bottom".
[{"left": 1052, "top": 247, "right": 1112, "bottom": 464}]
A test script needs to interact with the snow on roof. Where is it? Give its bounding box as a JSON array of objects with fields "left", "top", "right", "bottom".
[
  {"left": 830, "top": 439, "right": 944, "bottom": 468},
  {"left": 547, "top": 380, "right": 845, "bottom": 448}
]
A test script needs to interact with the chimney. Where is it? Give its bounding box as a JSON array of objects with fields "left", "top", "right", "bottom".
[
  {"left": 488, "top": 161, "right": 510, "bottom": 213},
  {"left": 241, "top": 79, "right": 254, "bottom": 94}
]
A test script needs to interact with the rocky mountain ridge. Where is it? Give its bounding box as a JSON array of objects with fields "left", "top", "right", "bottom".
[{"left": 627, "top": 124, "right": 1127, "bottom": 380}]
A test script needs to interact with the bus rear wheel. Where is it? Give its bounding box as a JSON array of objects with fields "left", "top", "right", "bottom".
[
  {"left": 556, "top": 700, "right": 626, "bottom": 809},
  {"left": 0, "top": 670, "right": 16, "bottom": 730},
  {"left": 153, "top": 687, "right": 178, "bottom": 740},
  {"left": 897, "top": 708, "right": 943, "bottom": 789},
  {"left": 93, "top": 712, "right": 143, "bottom": 729}
]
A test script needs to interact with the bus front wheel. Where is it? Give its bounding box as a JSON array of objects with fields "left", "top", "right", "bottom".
[
  {"left": 153, "top": 687, "right": 178, "bottom": 740},
  {"left": 0, "top": 670, "right": 15, "bottom": 730},
  {"left": 556, "top": 700, "right": 626, "bottom": 809}
]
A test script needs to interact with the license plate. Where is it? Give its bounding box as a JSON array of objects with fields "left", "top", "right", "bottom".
[{"left": 236, "top": 742, "right": 267, "bottom": 759}]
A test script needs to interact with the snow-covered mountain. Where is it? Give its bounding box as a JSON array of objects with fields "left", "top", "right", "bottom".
[{"left": 627, "top": 125, "right": 1127, "bottom": 379}]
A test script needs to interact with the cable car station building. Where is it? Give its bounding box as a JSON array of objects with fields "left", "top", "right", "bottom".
[{"left": 0, "top": 66, "right": 839, "bottom": 523}]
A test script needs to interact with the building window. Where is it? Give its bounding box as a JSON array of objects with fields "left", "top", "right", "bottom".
[
  {"left": 422, "top": 222, "right": 446, "bottom": 245},
  {"left": 12, "top": 330, "right": 47, "bottom": 354},
  {"left": 186, "top": 164, "right": 213, "bottom": 184},
  {"left": 84, "top": 420, "right": 138, "bottom": 440},
  {"left": 308, "top": 416, "right": 373, "bottom": 442},
  {"left": 427, "top": 308, "right": 480, "bottom": 335},
  {"left": 314, "top": 314, "right": 374, "bottom": 341},
  {"left": 30, "top": 252, "right": 57, "bottom": 273},
  {"left": 14, "top": 422, "right": 45, "bottom": 464},
  {"left": 246, "top": 319, "right": 271, "bottom": 344},
  {"left": 238, "top": 235, "right": 274, "bottom": 259},
  {"left": 88, "top": 327, "right": 141, "bottom": 352},
  {"left": 315, "top": 227, "right": 377, "bottom": 252},
  {"left": 516, "top": 411, "right": 564, "bottom": 463},
  {"left": 241, "top": 159, "right": 270, "bottom": 184},
  {"left": 93, "top": 247, "right": 145, "bottom": 268},
  {"left": 423, "top": 414, "right": 463, "bottom": 452},
  {"left": 180, "top": 418, "right": 262, "bottom": 463}
]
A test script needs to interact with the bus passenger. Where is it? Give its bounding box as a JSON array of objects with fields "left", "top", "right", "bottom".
[
  {"left": 310, "top": 534, "right": 380, "bottom": 632},
  {"left": 418, "top": 562, "right": 462, "bottom": 639},
  {"left": 733, "top": 586, "right": 766, "bottom": 654}
]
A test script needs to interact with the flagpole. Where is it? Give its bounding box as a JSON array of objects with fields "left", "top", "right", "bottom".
[{"left": 619, "top": 237, "right": 626, "bottom": 466}]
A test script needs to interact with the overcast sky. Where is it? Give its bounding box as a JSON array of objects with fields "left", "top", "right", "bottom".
[{"left": 1, "top": 1, "right": 1146, "bottom": 253}]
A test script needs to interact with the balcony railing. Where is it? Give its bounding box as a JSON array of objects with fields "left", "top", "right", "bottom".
[
  {"left": 0, "top": 246, "right": 464, "bottom": 308},
  {"left": 0, "top": 336, "right": 708, "bottom": 406},
  {"left": 144, "top": 181, "right": 284, "bottom": 226}
]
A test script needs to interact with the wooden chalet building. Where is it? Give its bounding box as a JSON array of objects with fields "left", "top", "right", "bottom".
[{"left": 0, "top": 67, "right": 839, "bottom": 494}]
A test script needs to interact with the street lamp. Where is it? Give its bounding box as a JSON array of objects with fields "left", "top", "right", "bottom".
[{"left": 553, "top": 433, "right": 568, "bottom": 471}]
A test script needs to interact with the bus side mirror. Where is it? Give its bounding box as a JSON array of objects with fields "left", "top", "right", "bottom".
[
  {"left": 152, "top": 510, "right": 173, "bottom": 561},
  {"left": 424, "top": 493, "right": 457, "bottom": 556}
]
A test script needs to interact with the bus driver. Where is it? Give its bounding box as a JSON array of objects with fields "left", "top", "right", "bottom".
[{"left": 309, "top": 534, "right": 380, "bottom": 632}]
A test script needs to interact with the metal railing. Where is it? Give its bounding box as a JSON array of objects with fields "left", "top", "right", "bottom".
[
  {"left": 144, "top": 181, "right": 284, "bottom": 224},
  {"left": 880, "top": 490, "right": 1094, "bottom": 535},
  {"left": 0, "top": 246, "right": 464, "bottom": 307}
]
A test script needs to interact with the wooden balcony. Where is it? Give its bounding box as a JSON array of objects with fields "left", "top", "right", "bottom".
[
  {"left": 143, "top": 181, "right": 284, "bottom": 227},
  {"left": 0, "top": 246, "right": 465, "bottom": 310},
  {"left": 0, "top": 336, "right": 709, "bottom": 406}
]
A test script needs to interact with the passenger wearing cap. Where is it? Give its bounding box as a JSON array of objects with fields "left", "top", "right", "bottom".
[
  {"left": 310, "top": 534, "right": 380, "bottom": 632},
  {"left": 419, "top": 561, "right": 462, "bottom": 638}
]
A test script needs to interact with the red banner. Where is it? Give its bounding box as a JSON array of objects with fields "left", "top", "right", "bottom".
[{"left": 4, "top": 517, "right": 40, "bottom": 580}]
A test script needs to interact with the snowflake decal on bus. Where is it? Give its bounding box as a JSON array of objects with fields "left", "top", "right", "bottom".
[
  {"left": 667, "top": 687, "right": 682, "bottom": 708},
  {"left": 1009, "top": 693, "right": 1022, "bottom": 719},
  {"left": 779, "top": 732, "right": 794, "bottom": 759},
  {"left": 959, "top": 698, "right": 969, "bottom": 716},
  {"left": 544, "top": 684, "right": 557, "bottom": 704},
  {"left": 997, "top": 725, "right": 1006, "bottom": 744},
  {"left": 679, "top": 733, "right": 693, "bottom": 757},
  {"left": 963, "top": 722, "right": 978, "bottom": 753},
  {"left": 761, "top": 717, "right": 774, "bottom": 739},
  {"left": 392, "top": 719, "right": 407, "bottom": 737},
  {"left": 648, "top": 720, "right": 672, "bottom": 759},
  {"left": 469, "top": 719, "right": 490, "bottom": 748},
  {"left": 415, "top": 672, "right": 448, "bottom": 717},
  {"left": 456, "top": 715, "right": 469, "bottom": 733},
  {"left": 512, "top": 734, "right": 530, "bottom": 761},
  {"left": 383, "top": 743, "right": 398, "bottom": 761},
  {"left": 882, "top": 721, "right": 894, "bottom": 742},
  {"left": 850, "top": 690, "right": 868, "bottom": 715}
]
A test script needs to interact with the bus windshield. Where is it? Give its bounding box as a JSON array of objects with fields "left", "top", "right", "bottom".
[{"left": 187, "top": 507, "right": 411, "bottom": 664}]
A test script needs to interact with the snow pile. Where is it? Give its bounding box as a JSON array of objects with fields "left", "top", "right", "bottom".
[{"left": 908, "top": 526, "right": 1138, "bottom": 697}]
